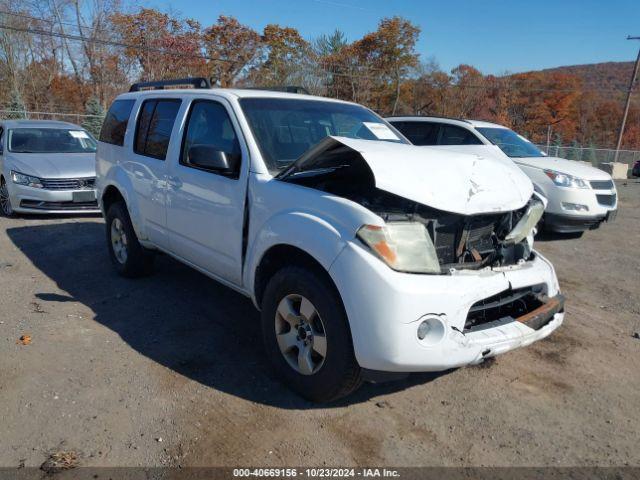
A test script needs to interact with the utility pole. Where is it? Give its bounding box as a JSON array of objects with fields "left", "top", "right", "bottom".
[{"left": 614, "top": 36, "right": 640, "bottom": 162}]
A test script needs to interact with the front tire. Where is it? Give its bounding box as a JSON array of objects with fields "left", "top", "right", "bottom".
[
  {"left": 106, "top": 201, "right": 155, "bottom": 277},
  {"left": 261, "top": 266, "right": 363, "bottom": 402},
  {"left": 0, "top": 177, "right": 14, "bottom": 217}
]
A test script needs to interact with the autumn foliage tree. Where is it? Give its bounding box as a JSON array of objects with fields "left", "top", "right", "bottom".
[
  {"left": 0, "top": 2, "right": 637, "bottom": 151},
  {"left": 203, "top": 16, "right": 262, "bottom": 87}
]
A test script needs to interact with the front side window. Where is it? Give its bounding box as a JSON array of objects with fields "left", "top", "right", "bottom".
[
  {"left": 439, "top": 125, "right": 482, "bottom": 145},
  {"left": 134, "top": 99, "right": 181, "bottom": 160},
  {"left": 100, "top": 99, "right": 135, "bottom": 146},
  {"left": 8, "top": 128, "right": 97, "bottom": 153},
  {"left": 239, "top": 98, "right": 407, "bottom": 173},
  {"left": 391, "top": 121, "right": 439, "bottom": 146},
  {"left": 180, "top": 100, "right": 241, "bottom": 174},
  {"left": 476, "top": 127, "right": 545, "bottom": 158}
]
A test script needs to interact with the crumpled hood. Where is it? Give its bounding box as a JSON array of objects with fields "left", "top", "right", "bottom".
[
  {"left": 6, "top": 152, "right": 96, "bottom": 179},
  {"left": 513, "top": 155, "right": 612, "bottom": 180},
  {"left": 283, "top": 136, "right": 533, "bottom": 215}
]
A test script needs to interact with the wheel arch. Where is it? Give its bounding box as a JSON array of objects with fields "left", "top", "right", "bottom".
[{"left": 253, "top": 244, "right": 345, "bottom": 312}]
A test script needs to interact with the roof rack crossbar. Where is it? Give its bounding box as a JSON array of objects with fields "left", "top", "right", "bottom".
[{"left": 129, "top": 77, "right": 212, "bottom": 92}]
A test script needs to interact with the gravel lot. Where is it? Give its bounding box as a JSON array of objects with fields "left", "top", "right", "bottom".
[{"left": 1, "top": 180, "right": 639, "bottom": 468}]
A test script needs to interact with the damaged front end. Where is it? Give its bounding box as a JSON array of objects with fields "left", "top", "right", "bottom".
[{"left": 279, "top": 137, "right": 543, "bottom": 274}]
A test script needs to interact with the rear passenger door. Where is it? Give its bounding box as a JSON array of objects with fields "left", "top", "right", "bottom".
[
  {"left": 129, "top": 98, "right": 182, "bottom": 249},
  {"left": 165, "top": 98, "right": 248, "bottom": 286}
]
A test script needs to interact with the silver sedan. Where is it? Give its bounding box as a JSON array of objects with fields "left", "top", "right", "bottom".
[{"left": 0, "top": 120, "right": 100, "bottom": 216}]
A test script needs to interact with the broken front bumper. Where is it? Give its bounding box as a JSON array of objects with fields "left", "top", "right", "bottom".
[{"left": 329, "top": 241, "right": 564, "bottom": 372}]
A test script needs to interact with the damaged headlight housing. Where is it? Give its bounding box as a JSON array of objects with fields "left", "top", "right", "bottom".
[
  {"left": 11, "top": 171, "right": 43, "bottom": 188},
  {"left": 505, "top": 200, "right": 545, "bottom": 244},
  {"left": 357, "top": 222, "right": 441, "bottom": 274},
  {"left": 544, "top": 169, "right": 588, "bottom": 189}
]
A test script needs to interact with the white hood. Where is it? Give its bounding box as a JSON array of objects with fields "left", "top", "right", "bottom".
[
  {"left": 513, "top": 155, "right": 612, "bottom": 180},
  {"left": 283, "top": 137, "right": 533, "bottom": 215}
]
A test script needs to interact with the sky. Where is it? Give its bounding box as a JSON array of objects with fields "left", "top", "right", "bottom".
[{"left": 146, "top": 0, "right": 640, "bottom": 75}]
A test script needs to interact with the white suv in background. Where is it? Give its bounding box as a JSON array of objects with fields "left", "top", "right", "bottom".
[
  {"left": 96, "top": 79, "right": 563, "bottom": 402},
  {"left": 388, "top": 117, "right": 618, "bottom": 235}
]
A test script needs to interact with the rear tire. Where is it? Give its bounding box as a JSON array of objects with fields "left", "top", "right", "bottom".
[
  {"left": 0, "top": 177, "right": 14, "bottom": 217},
  {"left": 106, "top": 201, "right": 155, "bottom": 277},
  {"left": 261, "top": 266, "right": 363, "bottom": 402}
]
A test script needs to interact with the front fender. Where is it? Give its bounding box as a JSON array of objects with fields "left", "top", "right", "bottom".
[
  {"left": 99, "top": 166, "right": 144, "bottom": 240},
  {"left": 243, "top": 210, "right": 349, "bottom": 305}
]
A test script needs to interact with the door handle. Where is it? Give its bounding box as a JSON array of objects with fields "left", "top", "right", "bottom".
[{"left": 167, "top": 176, "right": 182, "bottom": 189}]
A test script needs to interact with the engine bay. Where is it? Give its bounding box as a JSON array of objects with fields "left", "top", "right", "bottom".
[{"left": 281, "top": 145, "right": 537, "bottom": 272}]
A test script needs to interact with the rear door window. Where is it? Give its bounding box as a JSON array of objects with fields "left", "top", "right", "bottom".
[
  {"left": 134, "top": 99, "right": 182, "bottom": 160},
  {"left": 100, "top": 99, "right": 135, "bottom": 146},
  {"left": 439, "top": 125, "right": 482, "bottom": 145},
  {"left": 392, "top": 121, "right": 439, "bottom": 145}
]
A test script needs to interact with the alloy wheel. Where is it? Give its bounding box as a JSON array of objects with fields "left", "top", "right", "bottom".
[
  {"left": 110, "top": 217, "right": 128, "bottom": 264},
  {"left": 274, "top": 294, "right": 327, "bottom": 375},
  {"left": 0, "top": 180, "right": 12, "bottom": 216}
]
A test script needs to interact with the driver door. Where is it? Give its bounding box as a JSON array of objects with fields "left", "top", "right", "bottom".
[{"left": 165, "top": 98, "right": 248, "bottom": 286}]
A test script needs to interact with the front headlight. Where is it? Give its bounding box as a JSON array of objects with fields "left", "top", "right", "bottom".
[
  {"left": 11, "top": 171, "right": 43, "bottom": 188},
  {"left": 505, "top": 199, "right": 545, "bottom": 244},
  {"left": 357, "top": 222, "right": 441, "bottom": 274},
  {"left": 544, "top": 169, "right": 588, "bottom": 189}
]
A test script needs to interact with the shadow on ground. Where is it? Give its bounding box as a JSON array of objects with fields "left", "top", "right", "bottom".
[{"left": 7, "top": 221, "right": 445, "bottom": 409}]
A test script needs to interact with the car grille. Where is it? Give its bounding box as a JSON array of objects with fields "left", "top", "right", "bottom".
[
  {"left": 41, "top": 177, "right": 96, "bottom": 190},
  {"left": 590, "top": 180, "right": 614, "bottom": 190},
  {"left": 596, "top": 193, "right": 616, "bottom": 207}
]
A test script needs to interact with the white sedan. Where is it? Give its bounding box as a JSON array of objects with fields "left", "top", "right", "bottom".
[
  {"left": 0, "top": 120, "right": 100, "bottom": 216},
  {"left": 388, "top": 116, "right": 617, "bottom": 234}
]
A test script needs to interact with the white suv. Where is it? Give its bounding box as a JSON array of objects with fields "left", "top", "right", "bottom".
[
  {"left": 388, "top": 117, "right": 617, "bottom": 235},
  {"left": 96, "top": 79, "right": 564, "bottom": 402}
]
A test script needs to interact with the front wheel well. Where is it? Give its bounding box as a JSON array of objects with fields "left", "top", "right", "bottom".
[
  {"left": 102, "top": 185, "right": 125, "bottom": 214},
  {"left": 254, "top": 245, "right": 338, "bottom": 309}
]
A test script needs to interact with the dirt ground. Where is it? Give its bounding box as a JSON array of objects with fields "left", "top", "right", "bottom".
[{"left": 0, "top": 180, "right": 639, "bottom": 468}]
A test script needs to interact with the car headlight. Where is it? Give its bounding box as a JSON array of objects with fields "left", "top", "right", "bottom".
[
  {"left": 11, "top": 171, "right": 43, "bottom": 188},
  {"left": 505, "top": 199, "right": 545, "bottom": 244},
  {"left": 357, "top": 222, "right": 441, "bottom": 274},
  {"left": 544, "top": 169, "right": 588, "bottom": 189}
]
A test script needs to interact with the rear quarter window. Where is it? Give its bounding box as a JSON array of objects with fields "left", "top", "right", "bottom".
[
  {"left": 392, "top": 121, "right": 439, "bottom": 146},
  {"left": 99, "top": 99, "right": 135, "bottom": 146}
]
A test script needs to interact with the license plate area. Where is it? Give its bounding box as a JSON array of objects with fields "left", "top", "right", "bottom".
[{"left": 72, "top": 191, "right": 96, "bottom": 203}]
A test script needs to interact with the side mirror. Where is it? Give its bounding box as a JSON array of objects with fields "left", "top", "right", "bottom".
[{"left": 188, "top": 145, "right": 239, "bottom": 174}]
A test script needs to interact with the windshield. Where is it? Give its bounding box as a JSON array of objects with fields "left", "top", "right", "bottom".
[
  {"left": 476, "top": 127, "right": 544, "bottom": 158},
  {"left": 239, "top": 98, "right": 407, "bottom": 172},
  {"left": 8, "top": 128, "right": 97, "bottom": 154}
]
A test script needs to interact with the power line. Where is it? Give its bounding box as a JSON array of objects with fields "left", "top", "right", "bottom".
[{"left": 0, "top": 22, "right": 225, "bottom": 62}]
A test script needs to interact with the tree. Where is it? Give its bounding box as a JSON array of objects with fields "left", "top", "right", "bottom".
[
  {"left": 81, "top": 96, "right": 105, "bottom": 136},
  {"left": 352, "top": 17, "right": 420, "bottom": 114},
  {"left": 313, "top": 29, "right": 348, "bottom": 57},
  {"left": 449, "top": 64, "right": 485, "bottom": 117},
  {"left": 5, "top": 89, "right": 26, "bottom": 119},
  {"left": 203, "top": 16, "right": 262, "bottom": 87},
  {"left": 111, "top": 8, "right": 206, "bottom": 81},
  {"left": 254, "top": 24, "right": 311, "bottom": 86}
]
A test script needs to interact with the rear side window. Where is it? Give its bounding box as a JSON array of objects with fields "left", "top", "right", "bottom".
[
  {"left": 439, "top": 125, "right": 482, "bottom": 145},
  {"left": 100, "top": 99, "right": 135, "bottom": 146},
  {"left": 134, "top": 99, "right": 181, "bottom": 160},
  {"left": 392, "top": 121, "right": 439, "bottom": 146}
]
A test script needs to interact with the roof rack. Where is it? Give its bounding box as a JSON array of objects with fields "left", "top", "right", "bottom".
[
  {"left": 385, "top": 114, "right": 471, "bottom": 124},
  {"left": 129, "top": 77, "right": 212, "bottom": 92},
  {"left": 243, "top": 86, "right": 310, "bottom": 95}
]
